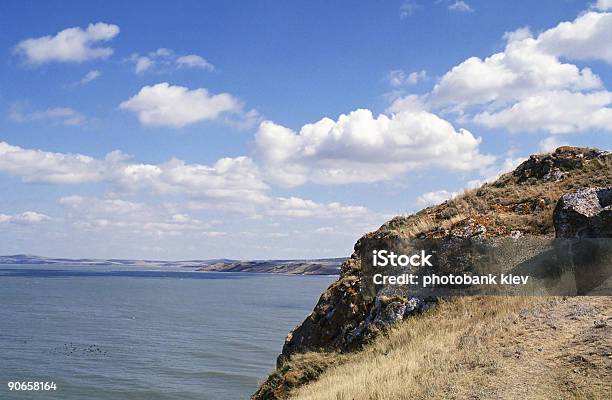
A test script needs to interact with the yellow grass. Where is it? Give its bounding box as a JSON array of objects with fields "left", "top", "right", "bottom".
[{"left": 290, "top": 296, "right": 610, "bottom": 400}]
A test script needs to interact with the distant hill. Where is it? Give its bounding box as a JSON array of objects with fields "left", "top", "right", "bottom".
[
  {"left": 0, "top": 254, "right": 344, "bottom": 275},
  {"left": 196, "top": 258, "right": 344, "bottom": 275}
]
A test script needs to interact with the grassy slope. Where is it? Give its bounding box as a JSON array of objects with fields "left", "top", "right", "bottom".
[{"left": 291, "top": 296, "right": 611, "bottom": 400}]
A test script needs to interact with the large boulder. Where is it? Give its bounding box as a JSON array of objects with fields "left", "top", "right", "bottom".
[
  {"left": 553, "top": 187, "right": 612, "bottom": 294},
  {"left": 554, "top": 187, "right": 612, "bottom": 238}
]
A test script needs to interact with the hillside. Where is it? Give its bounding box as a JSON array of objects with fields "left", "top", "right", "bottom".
[
  {"left": 253, "top": 147, "right": 612, "bottom": 399},
  {"left": 195, "top": 258, "right": 343, "bottom": 275}
]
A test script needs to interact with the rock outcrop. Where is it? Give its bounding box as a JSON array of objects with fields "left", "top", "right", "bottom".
[
  {"left": 514, "top": 146, "right": 608, "bottom": 183},
  {"left": 553, "top": 187, "right": 612, "bottom": 294},
  {"left": 253, "top": 147, "right": 612, "bottom": 400},
  {"left": 554, "top": 187, "right": 612, "bottom": 238}
]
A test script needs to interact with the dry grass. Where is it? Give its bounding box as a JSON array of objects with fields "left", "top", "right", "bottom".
[
  {"left": 397, "top": 213, "right": 467, "bottom": 238},
  {"left": 290, "top": 296, "right": 611, "bottom": 400},
  {"left": 385, "top": 154, "right": 612, "bottom": 239}
]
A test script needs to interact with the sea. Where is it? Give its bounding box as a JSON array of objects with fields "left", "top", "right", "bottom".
[{"left": 0, "top": 264, "right": 335, "bottom": 399}]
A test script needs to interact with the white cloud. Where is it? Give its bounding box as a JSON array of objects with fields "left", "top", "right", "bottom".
[
  {"left": 119, "top": 83, "right": 242, "bottom": 127},
  {"left": 0, "top": 141, "right": 105, "bottom": 184},
  {"left": 114, "top": 156, "right": 269, "bottom": 204},
  {"left": 539, "top": 136, "right": 569, "bottom": 153},
  {"left": 59, "top": 196, "right": 211, "bottom": 237},
  {"left": 15, "top": 22, "right": 119, "bottom": 65},
  {"left": 0, "top": 140, "right": 375, "bottom": 220},
  {"left": 426, "top": 8, "right": 612, "bottom": 134},
  {"left": 0, "top": 141, "right": 267, "bottom": 205},
  {"left": 266, "top": 197, "right": 369, "bottom": 218},
  {"left": 593, "top": 0, "right": 612, "bottom": 11},
  {"left": 12, "top": 211, "right": 51, "bottom": 224},
  {"left": 387, "top": 69, "right": 426, "bottom": 86},
  {"left": 536, "top": 11, "right": 612, "bottom": 64},
  {"left": 416, "top": 190, "right": 459, "bottom": 207},
  {"left": 176, "top": 55, "right": 214, "bottom": 71},
  {"left": 129, "top": 49, "right": 215, "bottom": 73},
  {"left": 9, "top": 104, "right": 86, "bottom": 126},
  {"left": 0, "top": 211, "right": 51, "bottom": 225},
  {"left": 134, "top": 56, "right": 153, "bottom": 73},
  {"left": 400, "top": 0, "right": 421, "bottom": 18},
  {"left": 448, "top": 1, "right": 473, "bottom": 12},
  {"left": 430, "top": 31, "right": 601, "bottom": 107},
  {"left": 73, "top": 70, "right": 101, "bottom": 86},
  {"left": 202, "top": 231, "right": 227, "bottom": 238},
  {"left": 387, "top": 94, "right": 427, "bottom": 113},
  {"left": 473, "top": 90, "right": 612, "bottom": 133},
  {"left": 255, "top": 108, "right": 494, "bottom": 186}
]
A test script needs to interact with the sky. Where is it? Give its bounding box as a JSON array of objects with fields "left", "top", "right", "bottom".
[{"left": 0, "top": 0, "right": 611, "bottom": 260}]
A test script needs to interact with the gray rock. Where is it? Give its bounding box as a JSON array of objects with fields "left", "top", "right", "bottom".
[
  {"left": 554, "top": 187, "right": 612, "bottom": 238},
  {"left": 347, "top": 295, "right": 426, "bottom": 345},
  {"left": 514, "top": 147, "right": 608, "bottom": 184},
  {"left": 553, "top": 187, "right": 612, "bottom": 294}
]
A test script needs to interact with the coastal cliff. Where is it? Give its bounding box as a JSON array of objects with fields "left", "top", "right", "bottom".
[{"left": 253, "top": 146, "right": 612, "bottom": 399}]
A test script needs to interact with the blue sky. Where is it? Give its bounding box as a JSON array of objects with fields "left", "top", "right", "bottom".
[{"left": 0, "top": 0, "right": 611, "bottom": 259}]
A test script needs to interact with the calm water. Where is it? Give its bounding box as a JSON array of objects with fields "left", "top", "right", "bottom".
[{"left": 0, "top": 264, "right": 335, "bottom": 400}]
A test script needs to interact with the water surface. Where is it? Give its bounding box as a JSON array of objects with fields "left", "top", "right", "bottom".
[{"left": 0, "top": 264, "right": 334, "bottom": 399}]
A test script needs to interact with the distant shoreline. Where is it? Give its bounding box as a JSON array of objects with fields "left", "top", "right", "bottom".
[{"left": 0, "top": 254, "right": 345, "bottom": 275}]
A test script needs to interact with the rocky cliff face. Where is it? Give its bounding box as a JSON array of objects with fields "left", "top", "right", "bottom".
[{"left": 252, "top": 146, "right": 612, "bottom": 400}]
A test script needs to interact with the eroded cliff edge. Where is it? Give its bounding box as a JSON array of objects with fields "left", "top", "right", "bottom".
[{"left": 252, "top": 146, "right": 612, "bottom": 399}]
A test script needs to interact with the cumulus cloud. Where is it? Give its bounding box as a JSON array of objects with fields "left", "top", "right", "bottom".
[
  {"left": 387, "top": 69, "right": 427, "bottom": 86},
  {"left": 176, "top": 55, "right": 214, "bottom": 71},
  {"left": 59, "top": 196, "right": 213, "bottom": 237},
  {"left": 119, "top": 83, "right": 243, "bottom": 127},
  {"left": 416, "top": 190, "right": 459, "bottom": 207},
  {"left": 15, "top": 22, "right": 119, "bottom": 65},
  {"left": 530, "top": 10, "right": 612, "bottom": 64},
  {"left": 266, "top": 197, "right": 369, "bottom": 218},
  {"left": 0, "top": 140, "right": 377, "bottom": 224},
  {"left": 255, "top": 108, "right": 494, "bottom": 186},
  {"left": 473, "top": 90, "right": 612, "bottom": 133},
  {"left": 448, "top": 1, "right": 473, "bottom": 12},
  {"left": 430, "top": 30, "right": 601, "bottom": 107},
  {"left": 0, "top": 141, "right": 105, "bottom": 184},
  {"left": 536, "top": 11, "right": 612, "bottom": 64},
  {"left": 426, "top": 8, "right": 612, "bottom": 134},
  {"left": 0, "top": 211, "right": 52, "bottom": 225},
  {"left": 114, "top": 156, "right": 269, "bottom": 203},
  {"left": 0, "top": 141, "right": 267, "bottom": 204},
  {"left": 129, "top": 48, "right": 215, "bottom": 73},
  {"left": 10, "top": 105, "right": 86, "bottom": 126}
]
